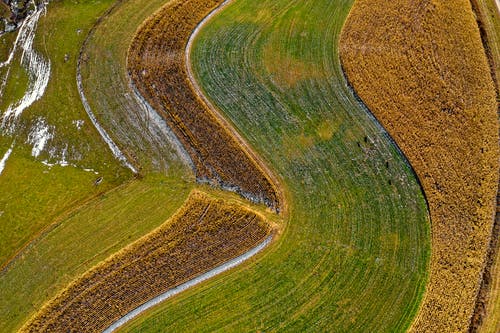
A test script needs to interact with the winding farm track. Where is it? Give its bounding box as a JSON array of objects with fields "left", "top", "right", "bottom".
[
  {"left": 103, "top": 235, "right": 273, "bottom": 333},
  {"left": 184, "top": 0, "right": 286, "bottom": 215}
]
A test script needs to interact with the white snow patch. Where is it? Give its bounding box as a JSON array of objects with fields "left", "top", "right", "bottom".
[
  {"left": 41, "top": 159, "right": 73, "bottom": 168},
  {"left": 27, "top": 118, "right": 52, "bottom": 157},
  {"left": 58, "top": 144, "right": 69, "bottom": 166},
  {"left": 72, "top": 119, "right": 85, "bottom": 130},
  {"left": 0, "top": 142, "right": 14, "bottom": 175},
  {"left": 1, "top": 1, "right": 51, "bottom": 131},
  {"left": 83, "top": 168, "right": 98, "bottom": 174}
]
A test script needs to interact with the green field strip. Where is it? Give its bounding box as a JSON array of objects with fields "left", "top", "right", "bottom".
[
  {"left": 0, "top": 0, "right": 195, "bottom": 331},
  {"left": 0, "top": 173, "right": 192, "bottom": 333},
  {"left": 120, "top": 0, "right": 430, "bottom": 332}
]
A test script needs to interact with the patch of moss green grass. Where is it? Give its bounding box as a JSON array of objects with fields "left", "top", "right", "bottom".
[
  {"left": 0, "top": 30, "right": 17, "bottom": 62},
  {"left": 0, "top": 61, "right": 29, "bottom": 110},
  {"left": 0, "top": 0, "right": 134, "bottom": 267},
  {"left": 0, "top": 172, "right": 192, "bottom": 333},
  {"left": 121, "top": 0, "right": 430, "bottom": 332}
]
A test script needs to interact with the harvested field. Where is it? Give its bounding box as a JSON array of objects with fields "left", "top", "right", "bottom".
[
  {"left": 128, "top": 0, "right": 280, "bottom": 210},
  {"left": 21, "top": 190, "right": 271, "bottom": 333},
  {"left": 340, "top": 0, "right": 499, "bottom": 332}
]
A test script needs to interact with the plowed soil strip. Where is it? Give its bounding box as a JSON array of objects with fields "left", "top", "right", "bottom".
[
  {"left": 128, "top": 0, "right": 280, "bottom": 210},
  {"left": 21, "top": 191, "right": 271, "bottom": 333}
]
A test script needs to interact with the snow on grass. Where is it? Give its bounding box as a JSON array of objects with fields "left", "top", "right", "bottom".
[
  {"left": 27, "top": 117, "right": 52, "bottom": 157},
  {"left": 1, "top": 1, "right": 51, "bottom": 131},
  {"left": 76, "top": 71, "right": 137, "bottom": 174},
  {"left": 72, "top": 119, "right": 85, "bottom": 130},
  {"left": 0, "top": 142, "right": 14, "bottom": 175}
]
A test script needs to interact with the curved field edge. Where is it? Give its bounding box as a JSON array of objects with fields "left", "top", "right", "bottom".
[
  {"left": 127, "top": 0, "right": 282, "bottom": 210},
  {"left": 78, "top": 0, "right": 193, "bottom": 176},
  {"left": 469, "top": 0, "right": 500, "bottom": 89},
  {"left": 469, "top": 1, "right": 500, "bottom": 331},
  {"left": 339, "top": 0, "right": 499, "bottom": 332},
  {"left": 120, "top": 0, "right": 430, "bottom": 331},
  {"left": 20, "top": 189, "right": 274, "bottom": 333}
]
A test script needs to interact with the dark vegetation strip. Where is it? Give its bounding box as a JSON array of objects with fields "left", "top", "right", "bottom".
[
  {"left": 128, "top": 0, "right": 280, "bottom": 210},
  {"left": 20, "top": 191, "right": 271, "bottom": 333},
  {"left": 470, "top": 192, "right": 500, "bottom": 332},
  {"left": 468, "top": 1, "right": 500, "bottom": 331},
  {"left": 340, "top": 0, "right": 499, "bottom": 331},
  {"left": 469, "top": 0, "right": 500, "bottom": 332},
  {"left": 469, "top": 0, "right": 500, "bottom": 91}
]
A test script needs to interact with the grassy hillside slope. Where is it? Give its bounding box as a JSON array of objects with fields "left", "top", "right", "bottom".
[
  {"left": 120, "top": 0, "right": 430, "bottom": 331},
  {"left": 0, "top": 0, "right": 129, "bottom": 270},
  {"left": 339, "top": 0, "right": 499, "bottom": 331}
]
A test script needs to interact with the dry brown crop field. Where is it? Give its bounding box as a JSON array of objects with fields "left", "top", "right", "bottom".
[
  {"left": 469, "top": 0, "right": 500, "bottom": 89},
  {"left": 128, "top": 0, "right": 280, "bottom": 210},
  {"left": 20, "top": 190, "right": 271, "bottom": 333},
  {"left": 340, "top": 0, "right": 499, "bottom": 332}
]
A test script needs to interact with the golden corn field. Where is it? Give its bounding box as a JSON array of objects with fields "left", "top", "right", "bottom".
[{"left": 340, "top": 0, "right": 499, "bottom": 331}]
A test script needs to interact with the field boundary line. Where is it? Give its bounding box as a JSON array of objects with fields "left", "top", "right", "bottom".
[
  {"left": 75, "top": 0, "right": 138, "bottom": 174},
  {"left": 468, "top": 0, "right": 500, "bottom": 330}
]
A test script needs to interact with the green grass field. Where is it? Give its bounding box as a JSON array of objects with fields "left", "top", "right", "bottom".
[
  {"left": 119, "top": 0, "right": 430, "bottom": 331},
  {"left": 0, "top": 0, "right": 131, "bottom": 268}
]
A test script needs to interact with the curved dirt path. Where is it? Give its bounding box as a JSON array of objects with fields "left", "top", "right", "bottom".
[{"left": 104, "top": 235, "right": 272, "bottom": 333}]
